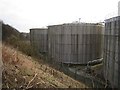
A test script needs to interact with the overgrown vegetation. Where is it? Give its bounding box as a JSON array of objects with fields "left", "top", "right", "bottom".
[
  {"left": 2, "top": 44, "right": 87, "bottom": 89},
  {"left": 6, "top": 35, "right": 39, "bottom": 58},
  {"left": 2, "top": 23, "right": 38, "bottom": 58}
]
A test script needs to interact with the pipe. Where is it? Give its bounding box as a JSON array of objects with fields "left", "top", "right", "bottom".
[{"left": 87, "top": 58, "right": 103, "bottom": 66}]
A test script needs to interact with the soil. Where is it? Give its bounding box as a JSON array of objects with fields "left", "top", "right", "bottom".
[{"left": 2, "top": 44, "right": 87, "bottom": 89}]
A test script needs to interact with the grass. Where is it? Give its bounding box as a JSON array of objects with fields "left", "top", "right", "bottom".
[
  {"left": 5, "top": 35, "right": 39, "bottom": 57},
  {"left": 2, "top": 44, "right": 87, "bottom": 89}
]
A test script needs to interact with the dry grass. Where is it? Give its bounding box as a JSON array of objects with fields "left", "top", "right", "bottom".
[{"left": 2, "top": 44, "right": 87, "bottom": 89}]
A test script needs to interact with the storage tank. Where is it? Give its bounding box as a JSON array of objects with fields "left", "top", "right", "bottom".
[
  {"left": 104, "top": 16, "right": 120, "bottom": 88},
  {"left": 48, "top": 23, "right": 103, "bottom": 64},
  {"left": 48, "top": 25, "right": 61, "bottom": 61},
  {"left": 30, "top": 28, "right": 48, "bottom": 53}
]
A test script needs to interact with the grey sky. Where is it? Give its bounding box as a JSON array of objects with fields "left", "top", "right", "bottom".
[{"left": 0, "top": 0, "right": 119, "bottom": 32}]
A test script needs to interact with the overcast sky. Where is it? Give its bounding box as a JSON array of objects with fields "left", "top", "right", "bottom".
[{"left": 0, "top": 0, "right": 119, "bottom": 32}]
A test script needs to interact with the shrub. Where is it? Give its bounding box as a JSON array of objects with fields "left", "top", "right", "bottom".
[{"left": 6, "top": 35, "right": 39, "bottom": 57}]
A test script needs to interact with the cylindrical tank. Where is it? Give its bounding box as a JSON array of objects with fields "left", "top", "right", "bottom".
[
  {"left": 104, "top": 16, "right": 120, "bottom": 88},
  {"left": 30, "top": 28, "right": 48, "bottom": 53},
  {"left": 48, "top": 25, "right": 61, "bottom": 61},
  {"left": 48, "top": 23, "right": 103, "bottom": 64}
]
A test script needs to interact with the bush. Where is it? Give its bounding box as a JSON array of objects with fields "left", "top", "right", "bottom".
[
  {"left": 7, "top": 35, "right": 19, "bottom": 47},
  {"left": 17, "top": 41, "right": 38, "bottom": 57},
  {"left": 6, "top": 35, "right": 39, "bottom": 57}
]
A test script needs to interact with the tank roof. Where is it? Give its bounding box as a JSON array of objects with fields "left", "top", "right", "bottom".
[
  {"left": 48, "top": 22, "right": 103, "bottom": 27},
  {"left": 105, "top": 16, "right": 120, "bottom": 22},
  {"left": 30, "top": 28, "right": 48, "bottom": 30}
]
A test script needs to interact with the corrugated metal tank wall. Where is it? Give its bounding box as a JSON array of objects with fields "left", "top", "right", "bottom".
[
  {"left": 30, "top": 28, "right": 48, "bottom": 53},
  {"left": 48, "top": 26, "right": 54, "bottom": 59},
  {"left": 48, "top": 23, "right": 103, "bottom": 64},
  {"left": 48, "top": 25, "right": 62, "bottom": 61},
  {"left": 104, "top": 16, "right": 120, "bottom": 88}
]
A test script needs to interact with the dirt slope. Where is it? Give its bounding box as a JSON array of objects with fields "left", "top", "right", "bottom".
[{"left": 2, "top": 44, "right": 87, "bottom": 89}]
